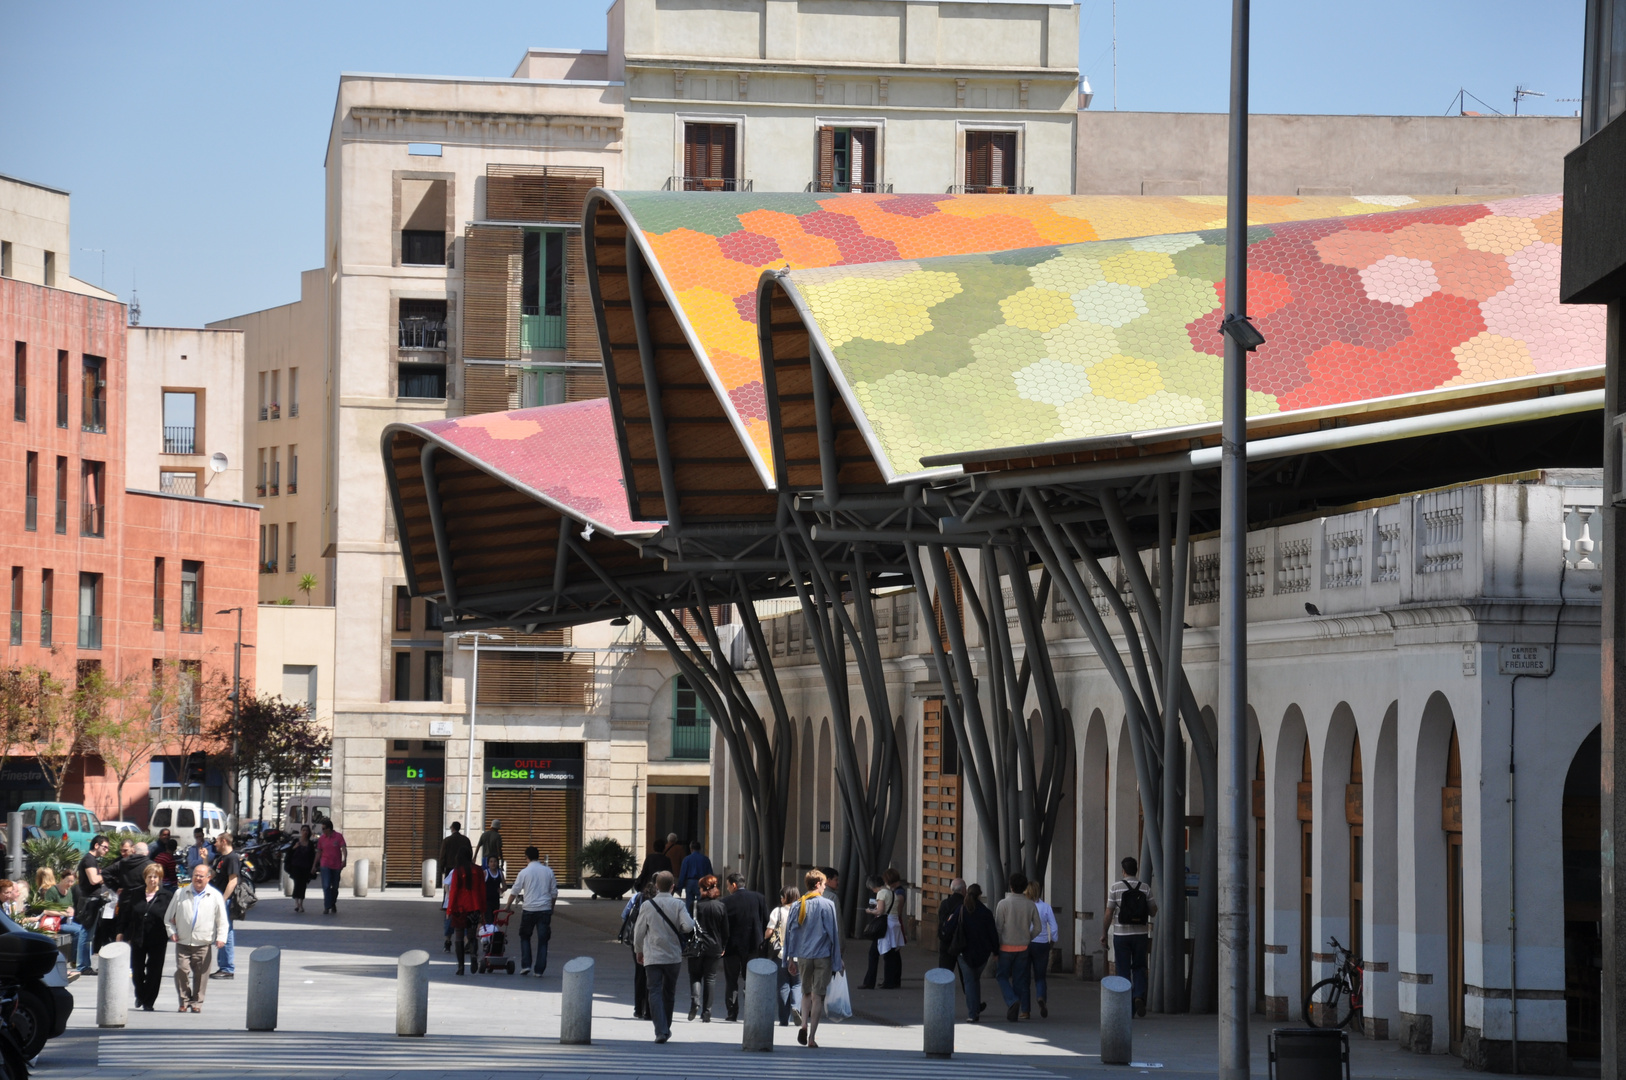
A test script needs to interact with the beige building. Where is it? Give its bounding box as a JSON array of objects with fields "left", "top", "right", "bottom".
[
  {"left": 255, "top": 602, "right": 338, "bottom": 730},
  {"left": 0, "top": 173, "right": 117, "bottom": 299},
  {"left": 612, "top": 0, "right": 1080, "bottom": 194},
  {"left": 209, "top": 268, "right": 329, "bottom": 604},
  {"left": 124, "top": 326, "right": 246, "bottom": 502}
]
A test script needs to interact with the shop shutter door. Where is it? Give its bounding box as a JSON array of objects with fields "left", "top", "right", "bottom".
[
  {"left": 384, "top": 785, "right": 444, "bottom": 885},
  {"left": 484, "top": 788, "right": 582, "bottom": 886}
]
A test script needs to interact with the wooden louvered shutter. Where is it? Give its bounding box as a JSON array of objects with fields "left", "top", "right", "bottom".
[
  {"left": 485, "top": 165, "right": 602, "bottom": 223},
  {"left": 484, "top": 789, "right": 583, "bottom": 886},
  {"left": 852, "top": 128, "right": 875, "bottom": 190},
  {"left": 384, "top": 785, "right": 443, "bottom": 885},
  {"left": 818, "top": 126, "right": 835, "bottom": 192},
  {"left": 965, "top": 132, "right": 982, "bottom": 190},
  {"left": 988, "top": 136, "right": 1005, "bottom": 192},
  {"left": 462, "top": 225, "right": 522, "bottom": 361}
]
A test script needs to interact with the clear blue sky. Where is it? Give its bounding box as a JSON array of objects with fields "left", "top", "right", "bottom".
[{"left": 0, "top": 1, "right": 1585, "bottom": 329}]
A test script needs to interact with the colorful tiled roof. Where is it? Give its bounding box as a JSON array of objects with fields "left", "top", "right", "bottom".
[
  {"left": 413, "top": 397, "right": 656, "bottom": 535},
  {"left": 615, "top": 191, "right": 1489, "bottom": 476},
  {"left": 772, "top": 194, "right": 1604, "bottom": 480}
]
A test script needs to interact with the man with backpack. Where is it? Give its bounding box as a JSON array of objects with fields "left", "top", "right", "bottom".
[{"left": 1100, "top": 856, "right": 1158, "bottom": 1017}]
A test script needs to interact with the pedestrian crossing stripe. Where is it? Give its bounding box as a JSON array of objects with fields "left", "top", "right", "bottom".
[{"left": 98, "top": 1032, "right": 1068, "bottom": 1077}]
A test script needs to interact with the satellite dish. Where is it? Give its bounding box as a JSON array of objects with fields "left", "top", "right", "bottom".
[{"left": 210, "top": 452, "right": 228, "bottom": 474}]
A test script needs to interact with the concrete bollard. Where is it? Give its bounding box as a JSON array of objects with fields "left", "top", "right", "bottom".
[
  {"left": 421, "top": 858, "right": 438, "bottom": 897},
  {"left": 742, "top": 957, "right": 778, "bottom": 1052},
  {"left": 281, "top": 864, "right": 292, "bottom": 897},
  {"left": 396, "top": 950, "right": 429, "bottom": 1036},
  {"left": 96, "top": 942, "right": 131, "bottom": 1028},
  {"left": 353, "top": 858, "right": 371, "bottom": 897},
  {"left": 923, "top": 966, "right": 957, "bottom": 1059},
  {"left": 246, "top": 946, "right": 280, "bottom": 1031},
  {"left": 560, "top": 956, "right": 594, "bottom": 1045},
  {"left": 1100, "top": 974, "right": 1133, "bottom": 1065}
]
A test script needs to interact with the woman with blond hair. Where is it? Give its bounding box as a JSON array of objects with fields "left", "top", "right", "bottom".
[
  {"left": 116, "top": 862, "right": 174, "bottom": 1010},
  {"left": 1025, "top": 879, "right": 1060, "bottom": 1018}
]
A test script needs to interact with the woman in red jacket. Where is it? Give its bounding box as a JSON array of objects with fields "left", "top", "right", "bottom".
[{"left": 445, "top": 851, "right": 484, "bottom": 976}]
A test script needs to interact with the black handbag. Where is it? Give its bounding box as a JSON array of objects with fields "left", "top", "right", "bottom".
[{"left": 651, "top": 896, "right": 711, "bottom": 959}]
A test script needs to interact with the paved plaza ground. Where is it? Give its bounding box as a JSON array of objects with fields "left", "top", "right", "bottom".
[{"left": 32, "top": 888, "right": 1505, "bottom": 1078}]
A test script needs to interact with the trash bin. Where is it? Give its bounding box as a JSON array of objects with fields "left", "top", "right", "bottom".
[{"left": 1268, "top": 1028, "right": 1349, "bottom": 1080}]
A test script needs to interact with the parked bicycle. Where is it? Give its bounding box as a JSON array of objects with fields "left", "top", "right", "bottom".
[{"left": 1304, "top": 935, "right": 1363, "bottom": 1031}]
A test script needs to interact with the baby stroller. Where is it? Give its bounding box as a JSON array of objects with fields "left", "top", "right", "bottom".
[{"left": 476, "top": 908, "right": 516, "bottom": 974}]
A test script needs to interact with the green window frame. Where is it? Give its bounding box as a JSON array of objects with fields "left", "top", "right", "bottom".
[
  {"left": 671, "top": 676, "right": 711, "bottom": 760},
  {"left": 520, "top": 229, "right": 566, "bottom": 350}
]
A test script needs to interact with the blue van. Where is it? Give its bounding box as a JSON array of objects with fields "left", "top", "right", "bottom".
[{"left": 18, "top": 802, "right": 104, "bottom": 853}]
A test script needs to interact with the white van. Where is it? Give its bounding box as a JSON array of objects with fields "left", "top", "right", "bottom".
[
  {"left": 283, "top": 791, "right": 333, "bottom": 832},
  {"left": 150, "top": 800, "right": 229, "bottom": 836}
]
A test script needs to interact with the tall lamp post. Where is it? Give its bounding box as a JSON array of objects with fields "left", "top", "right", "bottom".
[
  {"left": 1216, "top": 1, "right": 1264, "bottom": 1076},
  {"left": 451, "top": 631, "right": 503, "bottom": 835},
  {"left": 217, "top": 606, "right": 245, "bottom": 828}
]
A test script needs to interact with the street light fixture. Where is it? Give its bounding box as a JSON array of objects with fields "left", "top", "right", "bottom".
[{"left": 449, "top": 631, "right": 503, "bottom": 836}]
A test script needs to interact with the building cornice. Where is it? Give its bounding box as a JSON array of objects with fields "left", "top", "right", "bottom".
[{"left": 624, "top": 55, "right": 1078, "bottom": 79}]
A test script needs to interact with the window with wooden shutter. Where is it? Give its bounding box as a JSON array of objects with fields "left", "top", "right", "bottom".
[
  {"left": 683, "top": 123, "right": 737, "bottom": 189},
  {"left": 484, "top": 165, "right": 602, "bottom": 224},
  {"left": 963, "top": 131, "right": 1018, "bottom": 192},
  {"left": 817, "top": 126, "right": 835, "bottom": 191},
  {"left": 461, "top": 225, "right": 523, "bottom": 361}
]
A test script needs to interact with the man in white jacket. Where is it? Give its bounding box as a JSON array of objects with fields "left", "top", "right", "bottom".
[
  {"left": 633, "top": 871, "right": 696, "bottom": 1044},
  {"left": 164, "top": 863, "right": 229, "bottom": 1013}
]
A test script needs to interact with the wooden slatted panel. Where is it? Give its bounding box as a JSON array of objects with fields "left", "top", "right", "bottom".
[
  {"left": 384, "top": 784, "right": 443, "bottom": 885},
  {"left": 920, "top": 698, "right": 962, "bottom": 932},
  {"left": 484, "top": 165, "right": 603, "bottom": 223},
  {"left": 462, "top": 226, "right": 523, "bottom": 362},
  {"left": 589, "top": 198, "right": 776, "bottom": 524},
  {"left": 817, "top": 127, "right": 835, "bottom": 192},
  {"left": 564, "top": 231, "right": 599, "bottom": 369},
  {"left": 565, "top": 368, "right": 608, "bottom": 401},
  {"left": 477, "top": 652, "right": 592, "bottom": 707},
  {"left": 464, "top": 364, "right": 520, "bottom": 415},
  {"left": 484, "top": 788, "right": 582, "bottom": 886}
]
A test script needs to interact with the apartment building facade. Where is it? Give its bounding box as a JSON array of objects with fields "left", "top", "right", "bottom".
[
  {"left": 0, "top": 173, "right": 117, "bottom": 299},
  {"left": 125, "top": 325, "right": 246, "bottom": 503},
  {"left": 0, "top": 271, "right": 258, "bottom": 825}
]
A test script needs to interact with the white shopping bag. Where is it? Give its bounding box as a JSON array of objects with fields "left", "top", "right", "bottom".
[{"left": 824, "top": 971, "right": 852, "bottom": 1021}]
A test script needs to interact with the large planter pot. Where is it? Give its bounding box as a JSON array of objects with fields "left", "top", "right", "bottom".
[{"left": 583, "top": 875, "right": 633, "bottom": 900}]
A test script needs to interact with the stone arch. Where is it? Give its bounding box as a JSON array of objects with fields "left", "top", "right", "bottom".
[
  {"left": 1366, "top": 700, "right": 1400, "bottom": 1040},
  {"left": 1562, "top": 725, "right": 1601, "bottom": 1062},
  {"left": 1110, "top": 716, "right": 1141, "bottom": 887},
  {"left": 815, "top": 717, "right": 834, "bottom": 867},
  {"left": 1080, "top": 708, "right": 1111, "bottom": 974},
  {"left": 1312, "top": 702, "right": 1361, "bottom": 1003},
  {"left": 1267, "top": 703, "right": 1309, "bottom": 1020},
  {"left": 1399, "top": 690, "right": 1458, "bottom": 1054},
  {"left": 797, "top": 716, "right": 816, "bottom": 874},
  {"left": 1048, "top": 708, "right": 1078, "bottom": 969}
]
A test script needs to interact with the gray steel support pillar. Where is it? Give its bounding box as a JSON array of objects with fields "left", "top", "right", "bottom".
[
  {"left": 742, "top": 957, "right": 777, "bottom": 1051},
  {"left": 7, "top": 813, "right": 22, "bottom": 880},
  {"left": 97, "top": 942, "right": 131, "bottom": 1028},
  {"left": 560, "top": 956, "right": 595, "bottom": 1045},
  {"left": 1601, "top": 299, "right": 1625, "bottom": 1080},
  {"left": 422, "top": 859, "right": 438, "bottom": 897},
  {"left": 1101, "top": 974, "right": 1133, "bottom": 1065},
  {"left": 1217, "top": 0, "right": 1253, "bottom": 1075},
  {"left": 246, "top": 946, "right": 280, "bottom": 1031},
  {"left": 353, "top": 858, "right": 370, "bottom": 897},
  {"left": 923, "top": 966, "right": 957, "bottom": 1058},
  {"left": 396, "top": 950, "right": 429, "bottom": 1036}
]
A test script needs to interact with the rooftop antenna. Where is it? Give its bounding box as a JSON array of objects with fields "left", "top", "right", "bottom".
[
  {"left": 128, "top": 269, "right": 140, "bottom": 326},
  {"left": 1445, "top": 88, "right": 1503, "bottom": 116},
  {"left": 1513, "top": 84, "right": 1544, "bottom": 116}
]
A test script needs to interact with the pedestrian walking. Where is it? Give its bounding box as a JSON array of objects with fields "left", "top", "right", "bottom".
[
  {"left": 721, "top": 871, "right": 769, "bottom": 1021},
  {"left": 687, "top": 874, "right": 727, "bottom": 1021},
  {"left": 783, "top": 868, "right": 844, "bottom": 1048},
  {"left": 481, "top": 860, "right": 506, "bottom": 921},
  {"left": 183, "top": 829, "right": 212, "bottom": 872},
  {"left": 620, "top": 883, "right": 655, "bottom": 1019},
  {"left": 438, "top": 822, "right": 473, "bottom": 878},
  {"left": 1025, "top": 879, "right": 1060, "bottom": 1018},
  {"left": 766, "top": 885, "right": 801, "bottom": 1026},
  {"left": 633, "top": 870, "right": 696, "bottom": 1044},
  {"left": 635, "top": 841, "right": 669, "bottom": 891},
  {"left": 152, "top": 838, "right": 180, "bottom": 887},
  {"left": 284, "top": 825, "right": 317, "bottom": 914},
  {"left": 475, "top": 818, "right": 503, "bottom": 874},
  {"left": 936, "top": 878, "right": 967, "bottom": 971},
  {"left": 208, "top": 834, "right": 242, "bottom": 981},
  {"left": 72, "top": 836, "right": 110, "bottom": 973},
  {"left": 662, "top": 833, "right": 686, "bottom": 876},
  {"left": 864, "top": 869, "right": 905, "bottom": 988},
  {"left": 507, "top": 845, "right": 558, "bottom": 977},
  {"left": 993, "top": 871, "right": 1039, "bottom": 1021},
  {"left": 163, "top": 863, "right": 229, "bottom": 1013},
  {"left": 445, "top": 851, "right": 484, "bottom": 976},
  {"left": 316, "top": 819, "right": 347, "bottom": 915},
  {"left": 1100, "top": 856, "right": 1157, "bottom": 1017},
  {"left": 677, "top": 840, "right": 713, "bottom": 915},
  {"left": 115, "top": 863, "right": 174, "bottom": 1011},
  {"left": 820, "top": 867, "right": 841, "bottom": 915},
  {"left": 945, "top": 883, "right": 998, "bottom": 1021}
]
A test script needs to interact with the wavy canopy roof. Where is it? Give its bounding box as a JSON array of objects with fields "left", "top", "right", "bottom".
[{"left": 609, "top": 190, "right": 1494, "bottom": 482}]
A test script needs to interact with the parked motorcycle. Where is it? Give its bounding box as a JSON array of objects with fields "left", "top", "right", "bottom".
[
  {"left": 0, "top": 983, "right": 31, "bottom": 1080},
  {"left": 0, "top": 910, "right": 73, "bottom": 1062}
]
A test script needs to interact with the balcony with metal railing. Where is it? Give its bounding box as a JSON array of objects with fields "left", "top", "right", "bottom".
[
  {"left": 24, "top": 495, "right": 36, "bottom": 531},
  {"left": 82, "top": 397, "right": 106, "bottom": 433},
  {"left": 180, "top": 599, "right": 201, "bottom": 634},
  {"left": 56, "top": 392, "right": 67, "bottom": 428},
  {"left": 398, "top": 317, "right": 448, "bottom": 351},
  {"left": 290, "top": 401, "right": 299, "bottom": 418},
  {"left": 807, "top": 181, "right": 894, "bottom": 193},
  {"left": 77, "top": 613, "right": 101, "bottom": 650},
  {"left": 258, "top": 404, "right": 268, "bottom": 421},
  {"left": 9, "top": 610, "right": 21, "bottom": 646},
  {"left": 519, "top": 315, "right": 565, "bottom": 351},
  {"left": 671, "top": 718, "right": 711, "bottom": 760},
  {"left": 54, "top": 498, "right": 66, "bottom": 534},
  {"left": 947, "top": 185, "right": 1035, "bottom": 194},
  {"left": 671, "top": 176, "right": 753, "bottom": 192},
  {"left": 163, "top": 426, "right": 195, "bottom": 454},
  {"left": 40, "top": 610, "right": 51, "bottom": 647},
  {"left": 269, "top": 463, "right": 280, "bottom": 497}
]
